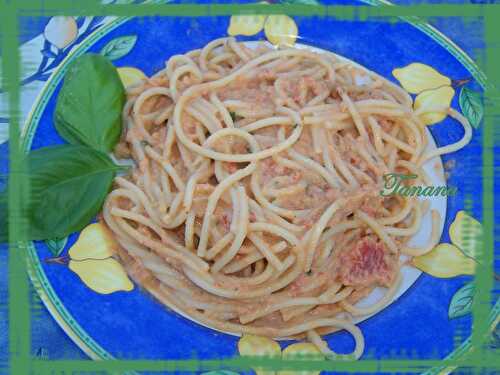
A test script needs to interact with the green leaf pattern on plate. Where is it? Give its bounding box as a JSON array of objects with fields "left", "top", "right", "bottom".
[
  {"left": 459, "top": 86, "right": 483, "bottom": 129},
  {"left": 448, "top": 282, "right": 475, "bottom": 319},
  {"left": 100, "top": 35, "right": 138, "bottom": 61},
  {"left": 490, "top": 321, "right": 500, "bottom": 349},
  {"left": 45, "top": 236, "right": 68, "bottom": 256}
]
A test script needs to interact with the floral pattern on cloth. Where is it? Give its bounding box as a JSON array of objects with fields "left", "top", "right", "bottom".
[{"left": 0, "top": 0, "right": 166, "bottom": 145}]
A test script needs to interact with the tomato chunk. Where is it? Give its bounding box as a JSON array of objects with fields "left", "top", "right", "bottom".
[{"left": 337, "top": 237, "right": 397, "bottom": 287}]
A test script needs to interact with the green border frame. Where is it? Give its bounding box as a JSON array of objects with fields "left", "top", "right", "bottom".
[
  {"left": 2, "top": 1, "right": 499, "bottom": 374},
  {"left": 18, "top": 0, "right": 489, "bottom": 363}
]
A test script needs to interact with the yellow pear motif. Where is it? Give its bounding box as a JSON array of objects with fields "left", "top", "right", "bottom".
[
  {"left": 392, "top": 63, "right": 451, "bottom": 94},
  {"left": 228, "top": 14, "right": 267, "bottom": 36},
  {"left": 264, "top": 15, "right": 298, "bottom": 46},
  {"left": 69, "top": 258, "right": 134, "bottom": 294},
  {"left": 279, "top": 343, "right": 323, "bottom": 375},
  {"left": 68, "top": 222, "right": 117, "bottom": 260},
  {"left": 67, "top": 222, "right": 134, "bottom": 294},
  {"left": 412, "top": 243, "right": 475, "bottom": 278},
  {"left": 414, "top": 86, "right": 455, "bottom": 125},
  {"left": 117, "top": 67, "right": 147, "bottom": 88},
  {"left": 238, "top": 334, "right": 281, "bottom": 375},
  {"left": 449, "top": 210, "right": 482, "bottom": 260}
]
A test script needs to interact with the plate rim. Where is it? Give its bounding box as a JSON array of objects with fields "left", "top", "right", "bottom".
[{"left": 23, "top": 4, "right": 487, "bottom": 361}]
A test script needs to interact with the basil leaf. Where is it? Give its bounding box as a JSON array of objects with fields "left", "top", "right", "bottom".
[
  {"left": 54, "top": 54, "right": 125, "bottom": 153},
  {"left": 459, "top": 87, "right": 483, "bottom": 129},
  {"left": 448, "top": 282, "right": 475, "bottom": 319},
  {"left": 100, "top": 35, "right": 138, "bottom": 61},
  {"left": 45, "top": 236, "right": 68, "bottom": 256},
  {"left": 27, "top": 144, "right": 121, "bottom": 240}
]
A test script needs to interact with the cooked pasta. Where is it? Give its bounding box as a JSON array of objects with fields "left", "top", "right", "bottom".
[{"left": 103, "top": 38, "right": 471, "bottom": 358}]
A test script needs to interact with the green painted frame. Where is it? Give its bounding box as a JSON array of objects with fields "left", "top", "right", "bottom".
[{"left": 3, "top": 1, "right": 498, "bottom": 374}]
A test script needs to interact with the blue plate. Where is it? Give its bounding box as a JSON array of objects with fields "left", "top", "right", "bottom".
[{"left": 20, "top": 0, "right": 492, "bottom": 366}]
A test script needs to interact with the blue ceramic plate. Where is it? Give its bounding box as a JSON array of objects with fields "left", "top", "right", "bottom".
[{"left": 22, "top": 0, "right": 492, "bottom": 365}]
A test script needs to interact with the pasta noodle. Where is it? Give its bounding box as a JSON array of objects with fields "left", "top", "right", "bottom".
[{"left": 103, "top": 38, "right": 472, "bottom": 357}]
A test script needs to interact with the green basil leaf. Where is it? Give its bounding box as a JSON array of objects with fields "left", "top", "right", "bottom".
[
  {"left": 100, "top": 35, "right": 138, "bottom": 61},
  {"left": 200, "top": 372, "right": 240, "bottom": 375},
  {"left": 45, "top": 236, "right": 68, "bottom": 256},
  {"left": 459, "top": 87, "right": 483, "bottom": 129},
  {"left": 448, "top": 282, "right": 475, "bottom": 319},
  {"left": 54, "top": 54, "right": 125, "bottom": 153},
  {"left": 27, "top": 144, "right": 121, "bottom": 240}
]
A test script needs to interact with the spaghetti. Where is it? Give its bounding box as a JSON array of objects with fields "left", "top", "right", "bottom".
[{"left": 103, "top": 38, "right": 471, "bottom": 358}]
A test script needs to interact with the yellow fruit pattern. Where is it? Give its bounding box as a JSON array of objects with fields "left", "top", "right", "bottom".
[
  {"left": 228, "top": 15, "right": 267, "bottom": 37},
  {"left": 413, "top": 211, "right": 482, "bottom": 278},
  {"left": 238, "top": 334, "right": 281, "bottom": 375},
  {"left": 264, "top": 15, "right": 298, "bottom": 47},
  {"left": 449, "top": 210, "right": 483, "bottom": 260},
  {"left": 392, "top": 63, "right": 484, "bottom": 280},
  {"left": 392, "top": 63, "right": 451, "bottom": 94},
  {"left": 67, "top": 222, "right": 134, "bottom": 294},
  {"left": 117, "top": 66, "right": 147, "bottom": 88},
  {"left": 414, "top": 86, "right": 455, "bottom": 125},
  {"left": 68, "top": 222, "right": 117, "bottom": 260},
  {"left": 238, "top": 335, "right": 323, "bottom": 375},
  {"left": 412, "top": 243, "right": 475, "bottom": 278},
  {"left": 69, "top": 258, "right": 134, "bottom": 294},
  {"left": 227, "top": 5, "right": 299, "bottom": 47},
  {"left": 392, "top": 62, "right": 456, "bottom": 126},
  {"left": 280, "top": 343, "right": 323, "bottom": 375}
]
